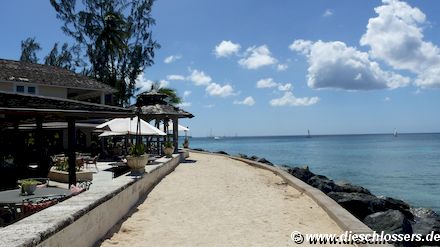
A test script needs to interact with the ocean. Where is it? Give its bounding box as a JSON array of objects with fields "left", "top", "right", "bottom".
[{"left": 187, "top": 133, "right": 440, "bottom": 212}]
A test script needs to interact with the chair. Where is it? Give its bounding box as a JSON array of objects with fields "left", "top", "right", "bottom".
[{"left": 85, "top": 155, "right": 99, "bottom": 171}]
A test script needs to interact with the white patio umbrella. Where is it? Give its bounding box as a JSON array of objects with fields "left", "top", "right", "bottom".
[
  {"left": 160, "top": 120, "right": 190, "bottom": 132},
  {"left": 96, "top": 117, "right": 166, "bottom": 136}
]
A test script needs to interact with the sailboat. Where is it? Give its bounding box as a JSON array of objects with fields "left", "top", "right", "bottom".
[
  {"left": 393, "top": 128, "right": 398, "bottom": 137},
  {"left": 307, "top": 129, "right": 311, "bottom": 138}
]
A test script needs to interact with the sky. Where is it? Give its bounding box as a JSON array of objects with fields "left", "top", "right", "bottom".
[{"left": 1, "top": 0, "right": 440, "bottom": 137}]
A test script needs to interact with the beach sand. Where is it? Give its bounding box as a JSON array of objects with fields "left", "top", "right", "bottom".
[{"left": 99, "top": 152, "right": 349, "bottom": 246}]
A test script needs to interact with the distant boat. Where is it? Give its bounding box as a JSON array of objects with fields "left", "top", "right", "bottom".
[
  {"left": 214, "top": 136, "right": 221, "bottom": 140},
  {"left": 393, "top": 129, "right": 398, "bottom": 137},
  {"left": 307, "top": 129, "right": 311, "bottom": 138}
]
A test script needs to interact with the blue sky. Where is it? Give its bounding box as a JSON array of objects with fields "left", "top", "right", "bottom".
[{"left": 1, "top": 0, "right": 440, "bottom": 137}]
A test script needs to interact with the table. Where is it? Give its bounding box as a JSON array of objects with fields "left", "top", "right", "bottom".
[{"left": 0, "top": 187, "right": 73, "bottom": 204}]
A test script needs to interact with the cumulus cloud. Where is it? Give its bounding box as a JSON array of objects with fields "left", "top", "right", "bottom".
[
  {"left": 277, "top": 64, "right": 288, "bottom": 71},
  {"left": 167, "top": 74, "right": 185, "bottom": 81},
  {"left": 177, "top": 102, "right": 191, "bottom": 108},
  {"left": 360, "top": 0, "right": 440, "bottom": 88},
  {"left": 187, "top": 69, "right": 212, "bottom": 86},
  {"left": 256, "top": 78, "right": 278, "bottom": 88},
  {"left": 290, "top": 39, "right": 410, "bottom": 90},
  {"left": 238, "top": 45, "right": 277, "bottom": 69},
  {"left": 206, "top": 83, "right": 234, "bottom": 97},
  {"left": 183, "top": 90, "right": 192, "bottom": 98},
  {"left": 384, "top": 96, "right": 391, "bottom": 101},
  {"left": 233, "top": 96, "right": 255, "bottom": 106},
  {"left": 278, "top": 83, "right": 292, "bottom": 91},
  {"left": 214, "top": 40, "right": 241, "bottom": 57},
  {"left": 323, "top": 9, "right": 333, "bottom": 17},
  {"left": 135, "top": 73, "right": 154, "bottom": 93},
  {"left": 164, "top": 55, "right": 182, "bottom": 64},
  {"left": 270, "top": 92, "right": 319, "bottom": 106}
]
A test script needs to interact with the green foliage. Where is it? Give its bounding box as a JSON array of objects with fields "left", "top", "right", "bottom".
[
  {"left": 20, "top": 179, "right": 41, "bottom": 186},
  {"left": 44, "top": 42, "right": 79, "bottom": 71},
  {"left": 129, "top": 143, "right": 146, "bottom": 156},
  {"left": 50, "top": 0, "right": 160, "bottom": 106},
  {"left": 20, "top": 37, "right": 41, "bottom": 63},
  {"left": 163, "top": 141, "right": 174, "bottom": 148}
]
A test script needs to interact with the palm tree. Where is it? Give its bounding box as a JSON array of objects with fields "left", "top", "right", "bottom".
[{"left": 149, "top": 82, "right": 182, "bottom": 106}]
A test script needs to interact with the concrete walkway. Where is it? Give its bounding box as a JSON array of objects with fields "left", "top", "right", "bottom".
[{"left": 99, "top": 152, "right": 348, "bottom": 247}]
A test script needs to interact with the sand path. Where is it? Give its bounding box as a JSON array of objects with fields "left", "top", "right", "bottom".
[{"left": 100, "top": 152, "right": 348, "bottom": 246}]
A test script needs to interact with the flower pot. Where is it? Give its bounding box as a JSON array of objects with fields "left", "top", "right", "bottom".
[
  {"left": 22, "top": 183, "right": 37, "bottom": 195},
  {"left": 126, "top": 154, "right": 149, "bottom": 174},
  {"left": 164, "top": 147, "right": 174, "bottom": 157}
]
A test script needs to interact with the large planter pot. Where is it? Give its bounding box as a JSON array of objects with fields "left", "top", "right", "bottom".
[
  {"left": 22, "top": 183, "right": 37, "bottom": 195},
  {"left": 48, "top": 168, "right": 93, "bottom": 183},
  {"left": 126, "top": 154, "right": 149, "bottom": 174},
  {"left": 163, "top": 147, "right": 174, "bottom": 158}
]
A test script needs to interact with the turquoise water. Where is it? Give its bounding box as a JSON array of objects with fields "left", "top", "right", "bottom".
[{"left": 188, "top": 134, "right": 440, "bottom": 212}]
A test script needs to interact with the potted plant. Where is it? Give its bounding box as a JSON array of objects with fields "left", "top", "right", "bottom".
[
  {"left": 126, "top": 143, "right": 149, "bottom": 174},
  {"left": 183, "top": 137, "right": 189, "bottom": 148},
  {"left": 163, "top": 141, "right": 174, "bottom": 157},
  {"left": 20, "top": 179, "right": 41, "bottom": 195},
  {"left": 48, "top": 157, "right": 94, "bottom": 183}
]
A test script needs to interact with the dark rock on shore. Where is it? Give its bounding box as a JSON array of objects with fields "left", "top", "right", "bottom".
[
  {"left": 308, "top": 175, "right": 339, "bottom": 194},
  {"left": 249, "top": 155, "right": 259, "bottom": 161},
  {"left": 287, "top": 166, "right": 315, "bottom": 182},
  {"left": 328, "top": 192, "right": 388, "bottom": 219},
  {"left": 336, "top": 182, "right": 372, "bottom": 195},
  {"left": 364, "top": 209, "right": 413, "bottom": 235},
  {"left": 192, "top": 148, "right": 206, "bottom": 152},
  {"left": 255, "top": 157, "right": 274, "bottom": 166},
  {"left": 410, "top": 208, "right": 440, "bottom": 245},
  {"left": 214, "top": 151, "right": 229, "bottom": 155},
  {"left": 237, "top": 153, "right": 248, "bottom": 159}
]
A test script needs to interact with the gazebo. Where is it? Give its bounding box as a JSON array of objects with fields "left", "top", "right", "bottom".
[
  {"left": 134, "top": 91, "right": 194, "bottom": 154},
  {"left": 0, "top": 91, "right": 132, "bottom": 187}
]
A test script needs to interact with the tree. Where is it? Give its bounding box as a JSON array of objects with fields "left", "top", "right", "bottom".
[
  {"left": 44, "top": 43, "right": 76, "bottom": 70},
  {"left": 146, "top": 82, "right": 182, "bottom": 106},
  {"left": 50, "top": 0, "right": 160, "bottom": 106},
  {"left": 20, "top": 38, "right": 41, "bottom": 63}
]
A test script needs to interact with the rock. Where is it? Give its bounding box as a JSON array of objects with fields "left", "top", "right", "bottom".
[
  {"left": 256, "top": 157, "right": 274, "bottom": 166},
  {"left": 237, "top": 153, "right": 249, "bottom": 159},
  {"left": 192, "top": 148, "right": 205, "bottom": 152},
  {"left": 249, "top": 155, "right": 259, "bottom": 161},
  {"left": 287, "top": 166, "right": 315, "bottom": 182},
  {"left": 335, "top": 181, "right": 372, "bottom": 195},
  {"left": 364, "top": 209, "right": 413, "bottom": 235},
  {"left": 380, "top": 196, "right": 413, "bottom": 219},
  {"left": 308, "top": 175, "right": 339, "bottom": 194},
  {"left": 410, "top": 208, "right": 440, "bottom": 244},
  {"left": 328, "top": 192, "right": 387, "bottom": 219},
  {"left": 214, "top": 151, "right": 229, "bottom": 155}
]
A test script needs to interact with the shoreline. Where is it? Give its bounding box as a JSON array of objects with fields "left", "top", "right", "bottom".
[{"left": 191, "top": 148, "right": 440, "bottom": 247}]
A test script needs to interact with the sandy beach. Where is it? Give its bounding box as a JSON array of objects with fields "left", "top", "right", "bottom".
[{"left": 99, "top": 152, "right": 348, "bottom": 246}]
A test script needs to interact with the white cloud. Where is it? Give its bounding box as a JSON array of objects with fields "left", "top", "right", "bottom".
[
  {"left": 256, "top": 78, "right": 278, "bottom": 88},
  {"left": 167, "top": 74, "right": 185, "bottom": 81},
  {"left": 233, "top": 96, "right": 255, "bottom": 106},
  {"left": 270, "top": 92, "right": 319, "bottom": 106},
  {"left": 360, "top": 0, "right": 440, "bottom": 88},
  {"left": 203, "top": 104, "right": 215, "bottom": 108},
  {"left": 214, "top": 40, "right": 241, "bottom": 57},
  {"left": 135, "top": 73, "right": 154, "bottom": 93},
  {"left": 277, "top": 64, "right": 288, "bottom": 71},
  {"left": 159, "top": 80, "right": 169, "bottom": 88},
  {"left": 164, "top": 55, "right": 182, "bottom": 64},
  {"left": 290, "top": 39, "right": 410, "bottom": 90},
  {"left": 177, "top": 102, "right": 191, "bottom": 108},
  {"left": 187, "top": 69, "right": 212, "bottom": 86},
  {"left": 238, "top": 45, "right": 277, "bottom": 69},
  {"left": 278, "top": 83, "right": 292, "bottom": 91},
  {"left": 323, "top": 9, "right": 333, "bottom": 17},
  {"left": 183, "top": 90, "right": 192, "bottom": 98},
  {"left": 384, "top": 96, "right": 391, "bottom": 101},
  {"left": 206, "top": 83, "right": 234, "bottom": 97}
]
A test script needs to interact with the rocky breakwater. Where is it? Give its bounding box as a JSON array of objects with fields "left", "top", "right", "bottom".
[{"left": 288, "top": 166, "right": 440, "bottom": 247}]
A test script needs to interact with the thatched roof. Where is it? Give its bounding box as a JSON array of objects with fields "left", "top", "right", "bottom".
[
  {"left": 0, "top": 59, "right": 115, "bottom": 92},
  {"left": 137, "top": 104, "right": 194, "bottom": 119}
]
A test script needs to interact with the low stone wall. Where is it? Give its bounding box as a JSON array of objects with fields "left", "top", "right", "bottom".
[{"left": 0, "top": 151, "right": 187, "bottom": 247}]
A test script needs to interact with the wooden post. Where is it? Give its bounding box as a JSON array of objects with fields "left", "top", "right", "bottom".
[
  {"left": 35, "top": 117, "right": 45, "bottom": 176},
  {"left": 172, "top": 118, "right": 178, "bottom": 153},
  {"left": 67, "top": 119, "right": 77, "bottom": 187}
]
